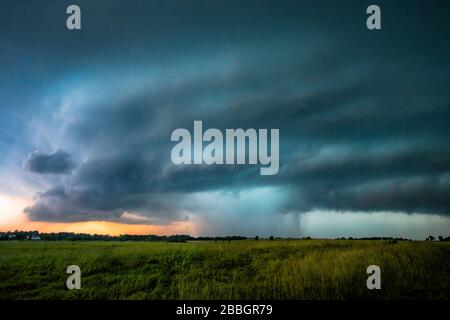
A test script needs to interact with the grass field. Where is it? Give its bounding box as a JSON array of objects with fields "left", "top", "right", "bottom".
[{"left": 0, "top": 240, "right": 449, "bottom": 300}]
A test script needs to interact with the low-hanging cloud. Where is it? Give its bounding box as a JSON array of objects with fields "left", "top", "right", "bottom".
[{"left": 24, "top": 150, "right": 76, "bottom": 175}]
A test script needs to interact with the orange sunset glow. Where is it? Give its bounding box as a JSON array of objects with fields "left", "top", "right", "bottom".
[{"left": 0, "top": 193, "right": 201, "bottom": 236}]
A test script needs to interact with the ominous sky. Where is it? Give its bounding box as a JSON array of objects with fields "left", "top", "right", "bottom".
[{"left": 1, "top": 0, "right": 450, "bottom": 238}]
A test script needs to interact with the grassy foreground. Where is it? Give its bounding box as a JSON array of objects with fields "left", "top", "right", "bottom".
[{"left": 0, "top": 240, "right": 449, "bottom": 300}]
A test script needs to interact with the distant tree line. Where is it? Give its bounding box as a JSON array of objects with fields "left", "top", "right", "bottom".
[
  {"left": 0, "top": 231, "right": 247, "bottom": 242},
  {"left": 336, "top": 236, "right": 450, "bottom": 242},
  {"left": 426, "top": 235, "right": 450, "bottom": 241},
  {"left": 1, "top": 231, "right": 449, "bottom": 242},
  {"left": 336, "top": 237, "right": 412, "bottom": 241}
]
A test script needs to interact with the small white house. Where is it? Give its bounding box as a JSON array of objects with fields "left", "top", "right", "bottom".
[{"left": 30, "top": 235, "right": 41, "bottom": 240}]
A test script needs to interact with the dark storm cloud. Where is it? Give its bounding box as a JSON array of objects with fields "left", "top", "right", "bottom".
[
  {"left": 25, "top": 56, "right": 450, "bottom": 221},
  {"left": 24, "top": 185, "right": 192, "bottom": 224},
  {"left": 2, "top": 0, "right": 449, "bottom": 223},
  {"left": 24, "top": 150, "right": 75, "bottom": 174}
]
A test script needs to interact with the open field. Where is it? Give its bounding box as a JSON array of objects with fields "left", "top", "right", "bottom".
[{"left": 0, "top": 240, "right": 449, "bottom": 300}]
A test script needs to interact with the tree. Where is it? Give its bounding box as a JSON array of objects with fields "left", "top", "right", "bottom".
[
  {"left": 269, "top": 236, "right": 274, "bottom": 241},
  {"left": 255, "top": 236, "right": 259, "bottom": 241},
  {"left": 429, "top": 235, "right": 435, "bottom": 241},
  {"left": 438, "top": 235, "right": 443, "bottom": 241}
]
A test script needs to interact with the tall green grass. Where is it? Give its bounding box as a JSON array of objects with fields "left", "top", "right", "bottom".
[{"left": 0, "top": 240, "right": 448, "bottom": 299}]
